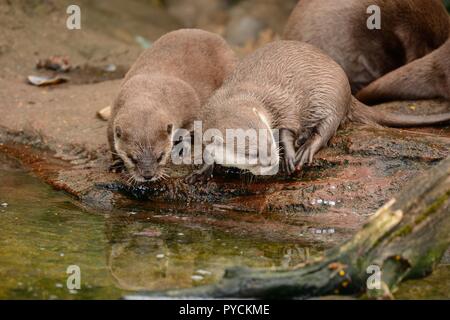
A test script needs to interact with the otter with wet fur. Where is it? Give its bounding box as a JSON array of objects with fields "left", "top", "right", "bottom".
[
  {"left": 108, "top": 29, "right": 237, "bottom": 184},
  {"left": 283, "top": 0, "right": 450, "bottom": 93},
  {"left": 188, "top": 41, "right": 450, "bottom": 181}
]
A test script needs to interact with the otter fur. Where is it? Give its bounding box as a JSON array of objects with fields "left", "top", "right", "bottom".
[
  {"left": 283, "top": 0, "right": 450, "bottom": 93},
  {"left": 357, "top": 38, "right": 450, "bottom": 104},
  {"left": 108, "top": 29, "right": 237, "bottom": 183},
  {"left": 188, "top": 41, "right": 450, "bottom": 181}
]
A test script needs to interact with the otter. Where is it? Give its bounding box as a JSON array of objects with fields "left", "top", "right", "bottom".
[
  {"left": 108, "top": 29, "right": 237, "bottom": 183},
  {"left": 356, "top": 38, "right": 450, "bottom": 104},
  {"left": 283, "top": 0, "right": 450, "bottom": 93},
  {"left": 187, "top": 41, "right": 450, "bottom": 182}
]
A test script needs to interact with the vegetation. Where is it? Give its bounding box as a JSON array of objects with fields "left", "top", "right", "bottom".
[{"left": 445, "top": 0, "right": 450, "bottom": 12}]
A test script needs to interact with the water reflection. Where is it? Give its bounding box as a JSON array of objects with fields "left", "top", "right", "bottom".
[
  {"left": 0, "top": 154, "right": 318, "bottom": 298},
  {"left": 104, "top": 213, "right": 318, "bottom": 291},
  {"left": 0, "top": 154, "right": 448, "bottom": 299}
]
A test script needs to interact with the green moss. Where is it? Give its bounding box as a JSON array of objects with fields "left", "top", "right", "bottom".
[
  {"left": 396, "top": 265, "right": 450, "bottom": 299},
  {"left": 444, "top": 0, "right": 450, "bottom": 12},
  {"left": 388, "top": 190, "right": 449, "bottom": 241},
  {"left": 414, "top": 190, "right": 450, "bottom": 225},
  {"left": 391, "top": 224, "right": 413, "bottom": 238}
]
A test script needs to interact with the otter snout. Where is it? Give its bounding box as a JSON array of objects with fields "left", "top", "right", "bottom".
[
  {"left": 134, "top": 153, "right": 159, "bottom": 182},
  {"left": 137, "top": 168, "right": 158, "bottom": 181}
]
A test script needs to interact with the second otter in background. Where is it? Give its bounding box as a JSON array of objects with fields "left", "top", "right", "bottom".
[
  {"left": 356, "top": 38, "right": 450, "bottom": 104},
  {"left": 108, "top": 29, "right": 237, "bottom": 184},
  {"left": 283, "top": 0, "right": 450, "bottom": 93}
]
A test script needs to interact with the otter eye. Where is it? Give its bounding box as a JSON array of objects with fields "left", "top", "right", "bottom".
[
  {"left": 157, "top": 152, "right": 165, "bottom": 163},
  {"left": 128, "top": 154, "right": 138, "bottom": 164}
]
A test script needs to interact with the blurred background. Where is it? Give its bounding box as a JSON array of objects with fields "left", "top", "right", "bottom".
[
  {"left": 0, "top": 0, "right": 449, "bottom": 81},
  {"left": 0, "top": 0, "right": 300, "bottom": 81}
]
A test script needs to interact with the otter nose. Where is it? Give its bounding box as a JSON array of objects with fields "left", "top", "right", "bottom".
[{"left": 142, "top": 174, "right": 154, "bottom": 181}]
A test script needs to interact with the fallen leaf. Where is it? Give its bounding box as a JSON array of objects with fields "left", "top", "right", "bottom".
[{"left": 27, "top": 75, "right": 69, "bottom": 86}]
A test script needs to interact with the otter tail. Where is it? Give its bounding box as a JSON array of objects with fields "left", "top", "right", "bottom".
[
  {"left": 350, "top": 97, "right": 450, "bottom": 128},
  {"left": 355, "top": 43, "right": 448, "bottom": 105}
]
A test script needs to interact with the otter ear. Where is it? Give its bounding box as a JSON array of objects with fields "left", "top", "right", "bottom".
[{"left": 167, "top": 124, "right": 173, "bottom": 135}]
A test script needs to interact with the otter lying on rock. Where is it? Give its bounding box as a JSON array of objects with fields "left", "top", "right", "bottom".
[
  {"left": 187, "top": 41, "right": 450, "bottom": 182},
  {"left": 283, "top": 0, "right": 450, "bottom": 93},
  {"left": 108, "top": 29, "right": 237, "bottom": 184}
]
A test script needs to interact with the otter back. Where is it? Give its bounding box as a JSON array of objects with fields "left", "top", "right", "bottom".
[{"left": 283, "top": 0, "right": 450, "bottom": 93}]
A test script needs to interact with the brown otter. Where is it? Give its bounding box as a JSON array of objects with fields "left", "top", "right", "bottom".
[
  {"left": 356, "top": 38, "right": 450, "bottom": 104},
  {"left": 108, "top": 29, "right": 237, "bottom": 183},
  {"left": 187, "top": 41, "right": 450, "bottom": 182},
  {"left": 283, "top": 0, "right": 450, "bottom": 93}
]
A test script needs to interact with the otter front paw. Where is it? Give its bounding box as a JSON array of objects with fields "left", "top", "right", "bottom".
[
  {"left": 294, "top": 134, "right": 323, "bottom": 170},
  {"left": 109, "top": 159, "right": 125, "bottom": 173},
  {"left": 282, "top": 151, "right": 297, "bottom": 176},
  {"left": 279, "top": 128, "right": 297, "bottom": 176},
  {"left": 294, "top": 147, "right": 312, "bottom": 170},
  {"left": 185, "top": 164, "right": 214, "bottom": 184}
]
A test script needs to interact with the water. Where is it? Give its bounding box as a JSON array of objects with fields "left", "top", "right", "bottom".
[
  {"left": 0, "top": 155, "right": 320, "bottom": 299},
  {"left": 0, "top": 155, "right": 448, "bottom": 299}
]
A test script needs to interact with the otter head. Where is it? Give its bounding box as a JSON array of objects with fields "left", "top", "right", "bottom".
[
  {"left": 205, "top": 99, "right": 280, "bottom": 176},
  {"left": 113, "top": 110, "right": 173, "bottom": 184}
]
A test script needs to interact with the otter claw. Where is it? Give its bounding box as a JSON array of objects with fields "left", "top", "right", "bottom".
[
  {"left": 281, "top": 155, "right": 296, "bottom": 175},
  {"left": 294, "top": 146, "right": 313, "bottom": 170},
  {"left": 284, "top": 156, "right": 296, "bottom": 175},
  {"left": 282, "top": 146, "right": 297, "bottom": 176}
]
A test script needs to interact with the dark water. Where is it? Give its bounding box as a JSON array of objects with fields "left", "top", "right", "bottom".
[
  {"left": 0, "top": 156, "right": 320, "bottom": 299},
  {"left": 0, "top": 155, "right": 448, "bottom": 299}
]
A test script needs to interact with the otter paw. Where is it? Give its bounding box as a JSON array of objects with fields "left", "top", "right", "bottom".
[
  {"left": 282, "top": 155, "right": 296, "bottom": 176},
  {"left": 294, "top": 145, "right": 314, "bottom": 170},
  {"left": 281, "top": 145, "right": 297, "bottom": 175}
]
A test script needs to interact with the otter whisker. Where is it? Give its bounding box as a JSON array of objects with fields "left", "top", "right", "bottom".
[
  {"left": 130, "top": 175, "right": 139, "bottom": 187},
  {"left": 161, "top": 173, "right": 169, "bottom": 179},
  {"left": 137, "top": 141, "right": 145, "bottom": 153},
  {"left": 125, "top": 175, "right": 134, "bottom": 187}
]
